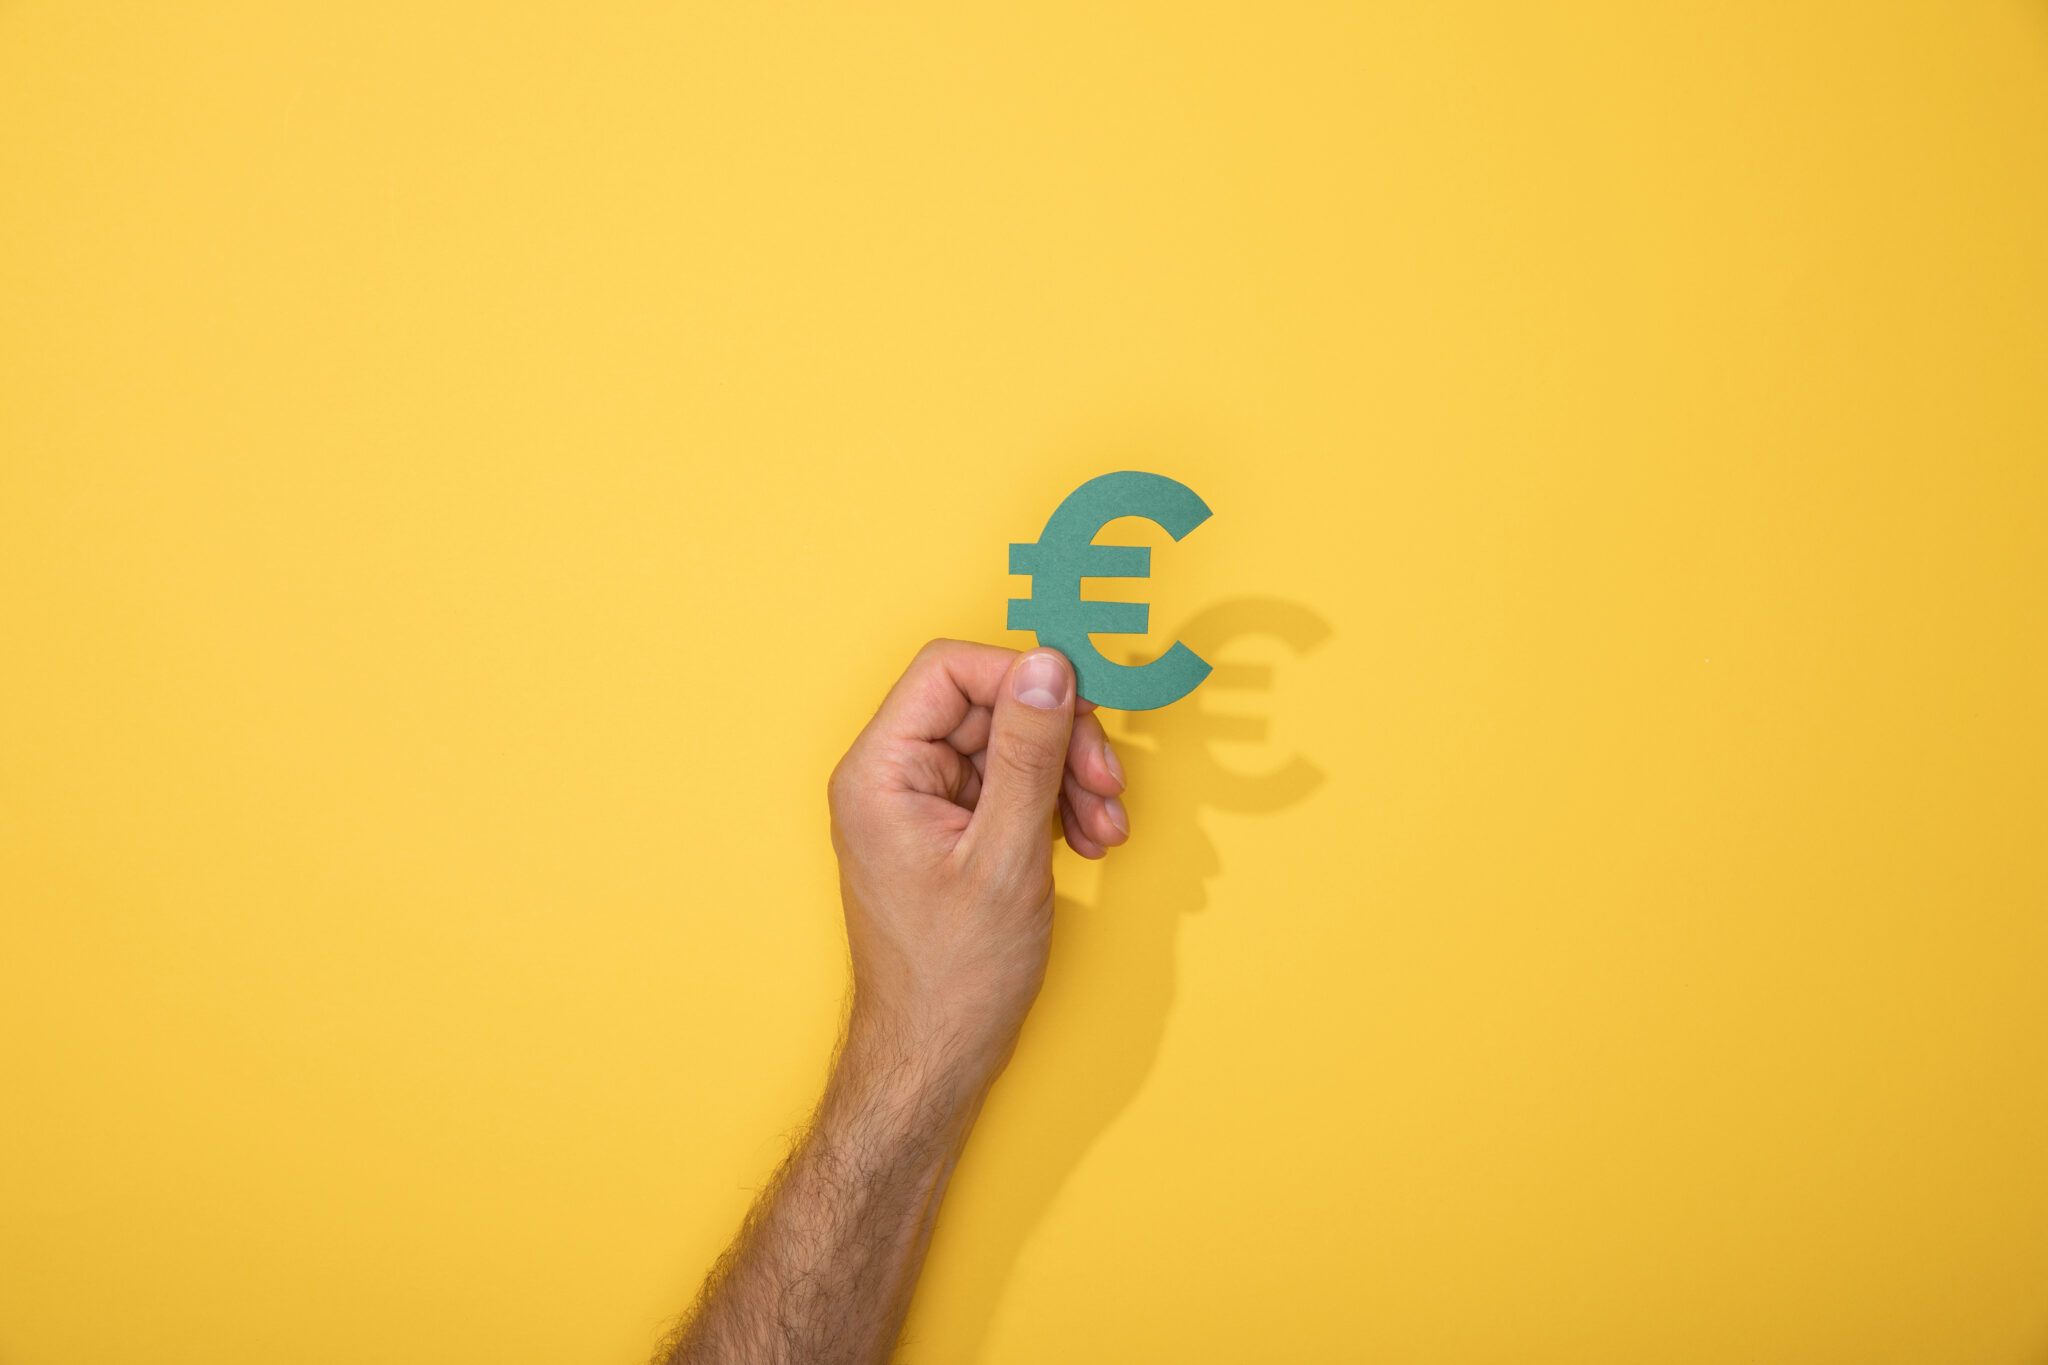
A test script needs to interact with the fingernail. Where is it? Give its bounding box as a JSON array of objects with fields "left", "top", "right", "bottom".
[
  {"left": 1101, "top": 741, "right": 1125, "bottom": 790},
  {"left": 1105, "top": 796, "right": 1130, "bottom": 837},
  {"left": 1013, "top": 652, "right": 1070, "bottom": 711}
]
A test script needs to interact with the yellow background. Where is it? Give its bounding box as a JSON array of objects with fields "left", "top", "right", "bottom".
[{"left": 4, "top": 3, "right": 2046, "bottom": 1361}]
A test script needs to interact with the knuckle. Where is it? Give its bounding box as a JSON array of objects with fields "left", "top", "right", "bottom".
[
  {"left": 994, "top": 736, "right": 1064, "bottom": 789},
  {"left": 825, "top": 757, "right": 856, "bottom": 812}
]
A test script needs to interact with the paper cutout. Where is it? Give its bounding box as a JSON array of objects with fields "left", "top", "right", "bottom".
[{"left": 1007, "top": 471, "right": 1213, "bottom": 711}]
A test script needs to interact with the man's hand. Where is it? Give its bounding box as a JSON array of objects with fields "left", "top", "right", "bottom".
[
  {"left": 829, "top": 641, "right": 1127, "bottom": 1090},
  {"left": 657, "top": 641, "right": 1127, "bottom": 1365}
]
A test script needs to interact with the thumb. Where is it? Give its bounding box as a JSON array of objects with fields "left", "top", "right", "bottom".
[{"left": 971, "top": 649, "right": 1077, "bottom": 851}]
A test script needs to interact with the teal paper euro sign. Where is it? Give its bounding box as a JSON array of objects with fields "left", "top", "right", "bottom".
[{"left": 1007, "top": 471, "right": 1213, "bottom": 711}]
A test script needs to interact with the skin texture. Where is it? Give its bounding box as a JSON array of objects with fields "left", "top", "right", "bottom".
[{"left": 655, "top": 640, "right": 1128, "bottom": 1365}]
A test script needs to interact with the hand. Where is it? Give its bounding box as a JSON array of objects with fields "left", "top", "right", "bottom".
[
  {"left": 660, "top": 641, "right": 1127, "bottom": 1365},
  {"left": 826, "top": 640, "right": 1129, "bottom": 1091}
]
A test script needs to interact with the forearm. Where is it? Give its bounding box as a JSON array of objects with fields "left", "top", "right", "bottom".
[
  {"left": 659, "top": 1017, "right": 990, "bottom": 1365},
  {"left": 660, "top": 641, "right": 1098, "bottom": 1359}
]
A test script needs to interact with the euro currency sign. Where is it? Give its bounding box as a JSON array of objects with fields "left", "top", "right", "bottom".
[{"left": 1007, "top": 470, "right": 1213, "bottom": 711}]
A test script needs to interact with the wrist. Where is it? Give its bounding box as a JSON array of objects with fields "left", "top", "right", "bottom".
[{"left": 836, "top": 1000, "right": 1005, "bottom": 1135}]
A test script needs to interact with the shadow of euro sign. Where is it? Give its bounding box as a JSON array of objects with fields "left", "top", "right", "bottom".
[{"left": 1007, "top": 471, "right": 1213, "bottom": 711}]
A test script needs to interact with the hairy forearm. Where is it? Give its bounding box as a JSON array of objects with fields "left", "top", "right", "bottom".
[{"left": 657, "top": 1018, "right": 990, "bottom": 1365}]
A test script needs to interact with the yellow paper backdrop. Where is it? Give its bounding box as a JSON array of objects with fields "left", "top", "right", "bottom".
[{"left": 4, "top": 4, "right": 2046, "bottom": 1362}]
